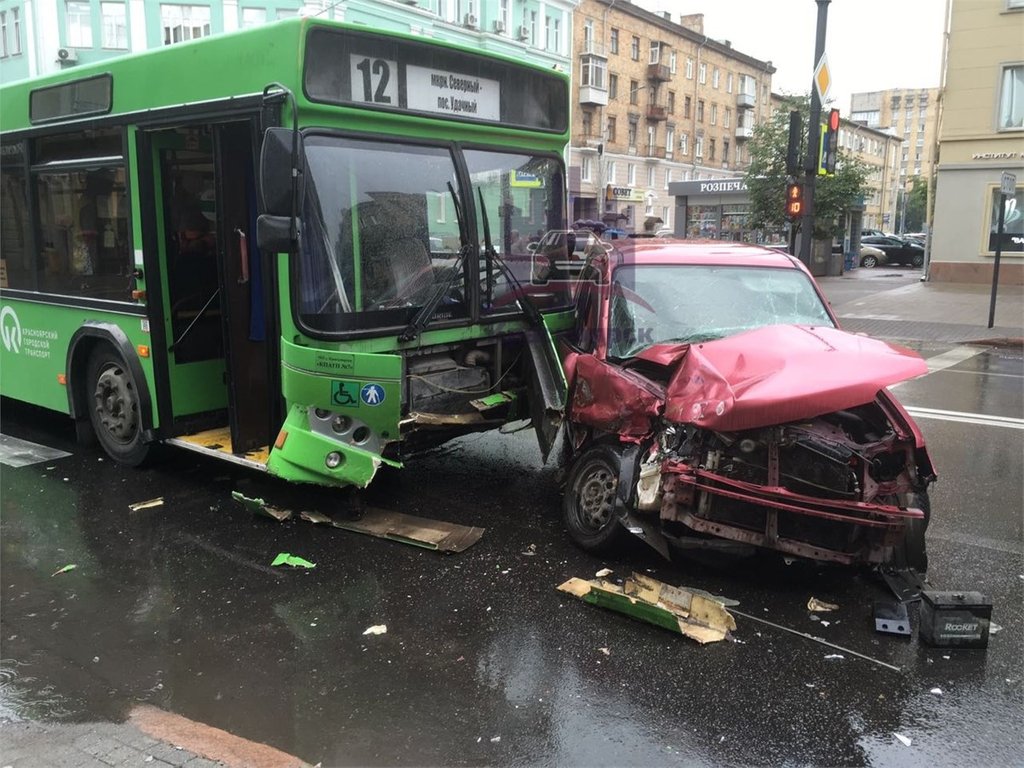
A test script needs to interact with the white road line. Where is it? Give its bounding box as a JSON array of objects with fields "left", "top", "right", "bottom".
[
  {"left": 0, "top": 434, "right": 72, "bottom": 467},
  {"left": 925, "top": 346, "right": 987, "bottom": 374},
  {"left": 936, "top": 368, "right": 1023, "bottom": 380},
  {"left": 904, "top": 406, "right": 1024, "bottom": 430}
]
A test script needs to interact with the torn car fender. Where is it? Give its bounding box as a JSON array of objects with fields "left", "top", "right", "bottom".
[{"left": 568, "top": 354, "right": 664, "bottom": 439}]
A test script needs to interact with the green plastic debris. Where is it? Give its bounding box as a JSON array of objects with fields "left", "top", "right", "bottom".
[
  {"left": 51, "top": 564, "right": 77, "bottom": 577},
  {"left": 271, "top": 552, "right": 316, "bottom": 569}
]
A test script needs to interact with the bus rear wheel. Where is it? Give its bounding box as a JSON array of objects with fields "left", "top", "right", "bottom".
[{"left": 86, "top": 347, "right": 150, "bottom": 466}]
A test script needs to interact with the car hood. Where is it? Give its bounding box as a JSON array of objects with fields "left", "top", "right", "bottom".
[{"left": 643, "top": 325, "right": 927, "bottom": 432}]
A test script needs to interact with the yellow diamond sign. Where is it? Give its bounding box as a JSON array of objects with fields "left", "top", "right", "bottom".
[{"left": 813, "top": 54, "right": 832, "bottom": 104}]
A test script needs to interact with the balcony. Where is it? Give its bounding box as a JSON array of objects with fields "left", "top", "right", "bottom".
[
  {"left": 735, "top": 124, "right": 753, "bottom": 139},
  {"left": 579, "top": 85, "right": 609, "bottom": 107},
  {"left": 736, "top": 91, "right": 755, "bottom": 109},
  {"left": 644, "top": 145, "right": 666, "bottom": 160},
  {"left": 647, "top": 62, "right": 671, "bottom": 82},
  {"left": 646, "top": 104, "right": 667, "bottom": 121},
  {"left": 581, "top": 39, "right": 607, "bottom": 58}
]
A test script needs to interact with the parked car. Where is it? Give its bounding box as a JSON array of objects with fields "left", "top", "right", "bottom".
[
  {"left": 859, "top": 244, "right": 888, "bottom": 268},
  {"left": 561, "top": 240, "right": 935, "bottom": 571},
  {"left": 861, "top": 235, "right": 926, "bottom": 267},
  {"left": 861, "top": 229, "right": 887, "bottom": 238}
]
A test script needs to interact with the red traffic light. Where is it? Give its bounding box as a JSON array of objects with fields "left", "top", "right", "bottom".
[{"left": 828, "top": 108, "right": 840, "bottom": 131}]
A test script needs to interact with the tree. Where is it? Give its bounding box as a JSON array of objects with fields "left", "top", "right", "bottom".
[
  {"left": 744, "top": 94, "right": 870, "bottom": 240},
  {"left": 901, "top": 175, "right": 928, "bottom": 232}
]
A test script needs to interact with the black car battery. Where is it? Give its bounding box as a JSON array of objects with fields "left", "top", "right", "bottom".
[{"left": 919, "top": 591, "right": 992, "bottom": 649}]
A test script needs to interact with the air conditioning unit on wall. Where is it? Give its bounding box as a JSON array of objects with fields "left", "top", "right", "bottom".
[
  {"left": 516, "top": 25, "right": 530, "bottom": 41},
  {"left": 463, "top": 13, "right": 478, "bottom": 29},
  {"left": 493, "top": 20, "right": 505, "bottom": 33},
  {"left": 56, "top": 48, "right": 78, "bottom": 63}
]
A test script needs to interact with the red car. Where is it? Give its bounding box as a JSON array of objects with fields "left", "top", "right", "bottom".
[{"left": 560, "top": 240, "right": 935, "bottom": 571}]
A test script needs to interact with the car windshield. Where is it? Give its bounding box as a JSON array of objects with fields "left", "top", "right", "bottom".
[{"left": 607, "top": 264, "right": 836, "bottom": 358}]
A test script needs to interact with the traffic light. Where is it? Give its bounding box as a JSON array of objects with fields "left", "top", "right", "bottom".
[
  {"left": 818, "top": 108, "right": 840, "bottom": 175},
  {"left": 785, "top": 181, "right": 803, "bottom": 219}
]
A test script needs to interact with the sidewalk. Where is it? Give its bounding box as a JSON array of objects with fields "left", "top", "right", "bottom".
[{"left": 819, "top": 271, "right": 1024, "bottom": 345}]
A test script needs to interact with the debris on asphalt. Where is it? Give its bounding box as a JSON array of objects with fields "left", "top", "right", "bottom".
[
  {"left": 824, "top": 654, "right": 845, "bottom": 660},
  {"left": 874, "top": 601, "right": 912, "bottom": 636},
  {"left": 362, "top": 625, "right": 387, "bottom": 636},
  {"left": 989, "top": 621, "right": 1004, "bottom": 635},
  {"left": 50, "top": 564, "right": 77, "bottom": 577},
  {"left": 129, "top": 497, "right": 165, "bottom": 512},
  {"left": 300, "top": 509, "right": 333, "bottom": 525},
  {"left": 490, "top": 736, "right": 501, "bottom": 743},
  {"left": 521, "top": 544, "right": 537, "bottom": 556},
  {"left": 807, "top": 597, "right": 839, "bottom": 612},
  {"left": 894, "top": 733, "right": 912, "bottom": 747},
  {"left": 920, "top": 590, "right": 992, "bottom": 648},
  {"left": 557, "top": 572, "right": 736, "bottom": 644},
  {"left": 232, "top": 492, "right": 293, "bottom": 522},
  {"left": 598, "top": 647, "right": 611, "bottom": 656},
  {"left": 270, "top": 553, "right": 316, "bottom": 569},
  {"left": 595, "top": 568, "right": 613, "bottom": 578},
  {"left": 930, "top": 688, "right": 943, "bottom": 695}
]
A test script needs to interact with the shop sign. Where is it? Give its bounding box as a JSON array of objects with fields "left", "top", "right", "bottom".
[
  {"left": 669, "top": 178, "right": 749, "bottom": 196},
  {"left": 606, "top": 185, "right": 645, "bottom": 203}
]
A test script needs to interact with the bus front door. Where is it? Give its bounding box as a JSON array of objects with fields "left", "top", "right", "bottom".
[{"left": 146, "top": 122, "right": 272, "bottom": 455}]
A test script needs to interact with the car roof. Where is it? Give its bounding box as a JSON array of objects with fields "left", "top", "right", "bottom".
[{"left": 602, "top": 239, "right": 806, "bottom": 271}]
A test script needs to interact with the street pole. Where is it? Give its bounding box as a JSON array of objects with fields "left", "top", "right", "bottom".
[
  {"left": 987, "top": 191, "right": 1007, "bottom": 329},
  {"left": 798, "top": 0, "right": 830, "bottom": 268}
]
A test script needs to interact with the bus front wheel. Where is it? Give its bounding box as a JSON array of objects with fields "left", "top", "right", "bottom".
[{"left": 86, "top": 347, "right": 150, "bottom": 466}]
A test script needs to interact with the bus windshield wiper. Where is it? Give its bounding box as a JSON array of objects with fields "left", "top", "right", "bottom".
[
  {"left": 477, "top": 188, "right": 544, "bottom": 329},
  {"left": 398, "top": 182, "right": 468, "bottom": 342}
]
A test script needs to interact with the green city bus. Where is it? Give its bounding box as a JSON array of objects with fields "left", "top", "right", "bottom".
[{"left": 0, "top": 17, "right": 572, "bottom": 490}]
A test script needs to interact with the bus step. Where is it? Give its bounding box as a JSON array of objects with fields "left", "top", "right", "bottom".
[{"left": 166, "top": 427, "right": 270, "bottom": 470}]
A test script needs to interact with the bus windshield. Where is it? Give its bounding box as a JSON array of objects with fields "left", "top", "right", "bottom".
[{"left": 297, "top": 135, "right": 565, "bottom": 333}]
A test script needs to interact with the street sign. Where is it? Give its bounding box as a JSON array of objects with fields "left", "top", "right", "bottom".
[
  {"left": 1001, "top": 172, "right": 1017, "bottom": 196},
  {"left": 813, "top": 54, "right": 832, "bottom": 104}
]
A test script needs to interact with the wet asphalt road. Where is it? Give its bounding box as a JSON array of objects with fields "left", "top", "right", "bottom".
[{"left": 2, "top": 322, "right": 1022, "bottom": 764}]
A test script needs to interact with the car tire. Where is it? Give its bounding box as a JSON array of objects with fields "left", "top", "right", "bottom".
[
  {"left": 896, "top": 490, "right": 930, "bottom": 574},
  {"left": 861, "top": 254, "right": 878, "bottom": 268},
  {"left": 911, "top": 253, "right": 925, "bottom": 268},
  {"left": 563, "top": 444, "right": 627, "bottom": 554},
  {"left": 86, "top": 346, "right": 150, "bottom": 466}
]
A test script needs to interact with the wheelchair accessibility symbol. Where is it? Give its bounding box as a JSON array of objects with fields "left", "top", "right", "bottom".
[
  {"left": 331, "top": 381, "right": 359, "bottom": 407},
  {"left": 360, "top": 383, "right": 385, "bottom": 407}
]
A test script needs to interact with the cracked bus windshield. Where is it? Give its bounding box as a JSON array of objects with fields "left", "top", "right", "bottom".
[{"left": 608, "top": 265, "right": 836, "bottom": 358}]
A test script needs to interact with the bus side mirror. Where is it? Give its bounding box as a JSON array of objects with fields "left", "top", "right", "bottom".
[
  {"left": 259, "top": 127, "right": 305, "bottom": 216},
  {"left": 257, "top": 214, "right": 299, "bottom": 254}
]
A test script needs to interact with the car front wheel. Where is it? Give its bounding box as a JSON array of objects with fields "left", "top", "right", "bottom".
[
  {"left": 861, "top": 254, "right": 878, "bottom": 268},
  {"left": 563, "top": 444, "right": 627, "bottom": 553}
]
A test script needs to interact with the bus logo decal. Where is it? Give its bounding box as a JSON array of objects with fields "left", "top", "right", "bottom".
[
  {"left": 331, "top": 381, "right": 359, "bottom": 408},
  {"left": 0, "top": 306, "right": 22, "bottom": 354},
  {"left": 360, "top": 383, "right": 385, "bottom": 407}
]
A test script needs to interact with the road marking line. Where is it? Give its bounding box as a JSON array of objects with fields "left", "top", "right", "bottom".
[
  {"left": 935, "top": 368, "right": 1023, "bottom": 380},
  {"left": 904, "top": 406, "right": 1024, "bottom": 430},
  {"left": 925, "top": 346, "right": 986, "bottom": 374},
  {"left": 0, "top": 434, "right": 72, "bottom": 467}
]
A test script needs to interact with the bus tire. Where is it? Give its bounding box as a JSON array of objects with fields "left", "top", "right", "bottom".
[
  {"left": 85, "top": 346, "right": 150, "bottom": 466},
  {"left": 563, "top": 444, "right": 627, "bottom": 554}
]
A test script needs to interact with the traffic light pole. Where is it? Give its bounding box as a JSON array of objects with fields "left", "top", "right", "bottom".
[{"left": 798, "top": 0, "right": 831, "bottom": 268}]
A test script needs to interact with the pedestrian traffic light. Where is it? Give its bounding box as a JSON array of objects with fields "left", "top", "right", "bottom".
[
  {"left": 818, "top": 108, "right": 840, "bottom": 175},
  {"left": 785, "top": 181, "right": 803, "bottom": 219}
]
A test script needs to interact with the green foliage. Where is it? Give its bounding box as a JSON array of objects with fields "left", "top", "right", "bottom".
[
  {"left": 744, "top": 94, "right": 870, "bottom": 239},
  {"left": 902, "top": 175, "right": 928, "bottom": 232}
]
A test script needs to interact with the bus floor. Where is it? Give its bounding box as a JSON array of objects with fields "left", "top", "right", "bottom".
[{"left": 165, "top": 427, "right": 270, "bottom": 470}]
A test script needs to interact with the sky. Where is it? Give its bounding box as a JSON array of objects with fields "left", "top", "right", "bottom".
[{"left": 634, "top": 0, "right": 948, "bottom": 111}]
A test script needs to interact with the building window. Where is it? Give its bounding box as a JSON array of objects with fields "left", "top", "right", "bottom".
[
  {"left": 669, "top": 51, "right": 677, "bottom": 74},
  {"left": 543, "top": 15, "right": 551, "bottom": 51},
  {"left": 581, "top": 155, "right": 592, "bottom": 183},
  {"left": 712, "top": 67, "right": 720, "bottom": 88},
  {"left": 66, "top": 1, "right": 94, "bottom": 47},
  {"left": 710, "top": 104, "right": 717, "bottom": 125},
  {"left": 709, "top": 138, "right": 716, "bottom": 160},
  {"left": 552, "top": 17, "right": 560, "bottom": 54},
  {"left": 695, "top": 135, "right": 704, "bottom": 158},
  {"left": 606, "top": 116, "right": 616, "bottom": 142},
  {"left": 629, "top": 79, "right": 639, "bottom": 106},
  {"left": 665, "top": 169, "right": 672, "bottom": 189},
  {"left": 240, "top": 7, "right": 267, "bottom": 28},
  {"left": 631, "top": 35, "right": 639, "bottom": 61},
  {"left": 724, "top": 108, "right": 731, "bottom": 128},
  {"left": 723, "top": 139, "right": 730, "bottom": 165},
  {"left": 609, "top": 27, "right": 618, "bottom": 54},
  {"left": 606, "top": 160, "right": 616, "bottom": 183},
  {"left": 988, "top": 186, "right": 1024, "bottom": 251},
  {"left": 529, "top": 11, "right": 536, "bottom": 46},
  {"left": 727, "top": 73, "right": 733, "bottom": 93},
  {"left": 998, "top": 64, "right": 1024, "bottom": 129},
  {"left": 667, "top": 91, "right": 675, "bottom": 114},
  {"left": 684, "top": 96, "right": 691, "bottom": 119},
  {"left": 697, "top": 100, "right": 705, "bottom": 122},
  {"left": 0, "top": 11, "right": 8, "bottom": 57},
  {"left": 649, "top": 40, "right": 660, "bottom": 64},
  {"left": 627, "top": 117, "right": 638, "bottom": 147},
  {"left": 666, "top": 126, "right": 674, "bottom": 158},
  {"left": 699, "top": 63, "right": 707, "bottom": 84},
  {"left": 162, "top": 5, "right": 211, "bottom": 45},
  {"left": 647, "top": 165, "right": 654, "bottom": 187},
  {"left": 685, "top": 57, "right": 693, "bottom": 79},
  {"left": 627, "top": 163, "right": 636, "bottom": 186},
  {"left": 581, "top": 110, "right": 593, "bottom": 137},
  {"left": 736, "top": 144, "right": 742, "bottom": 164},
  {"left": 608, "top": 73, "right": 618, "bottom": 100},
  {"left": 101, "top": 2, "right": 128, "bottom": 49},
  {"left": 580, "top": 55, "right": 606, "bottom": 90},
  {"left": 499, "top": 0, "right": 510, "bottom": 33},
  {"left": 679, "top": 133, "right": 688, "bottom": 155}
]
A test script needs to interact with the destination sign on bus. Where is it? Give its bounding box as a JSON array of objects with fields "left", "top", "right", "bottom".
[{"left": 305, "top": 26, "right": 568, "bottom": 133}]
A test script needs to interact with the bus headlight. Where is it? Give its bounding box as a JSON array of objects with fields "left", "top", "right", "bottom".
[{"left": 325, "top": 451, "right": 344, "bottom": 469}]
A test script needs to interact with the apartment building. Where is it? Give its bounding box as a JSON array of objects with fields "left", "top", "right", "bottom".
[
  {"left": 930, "top": 0, "right": 1023, "bottom": 284},
  {"left": 850, "top": 87, "right": 940, "bottom": 198},
  {"left": 570, "top": 2, "right": 774, "bottom": 232},
  {"left": 0, "top": 0, "right": 574, "bottom": 83},
  {"left": 838, "top": 119, "right": 903, "bottom": 232}
]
